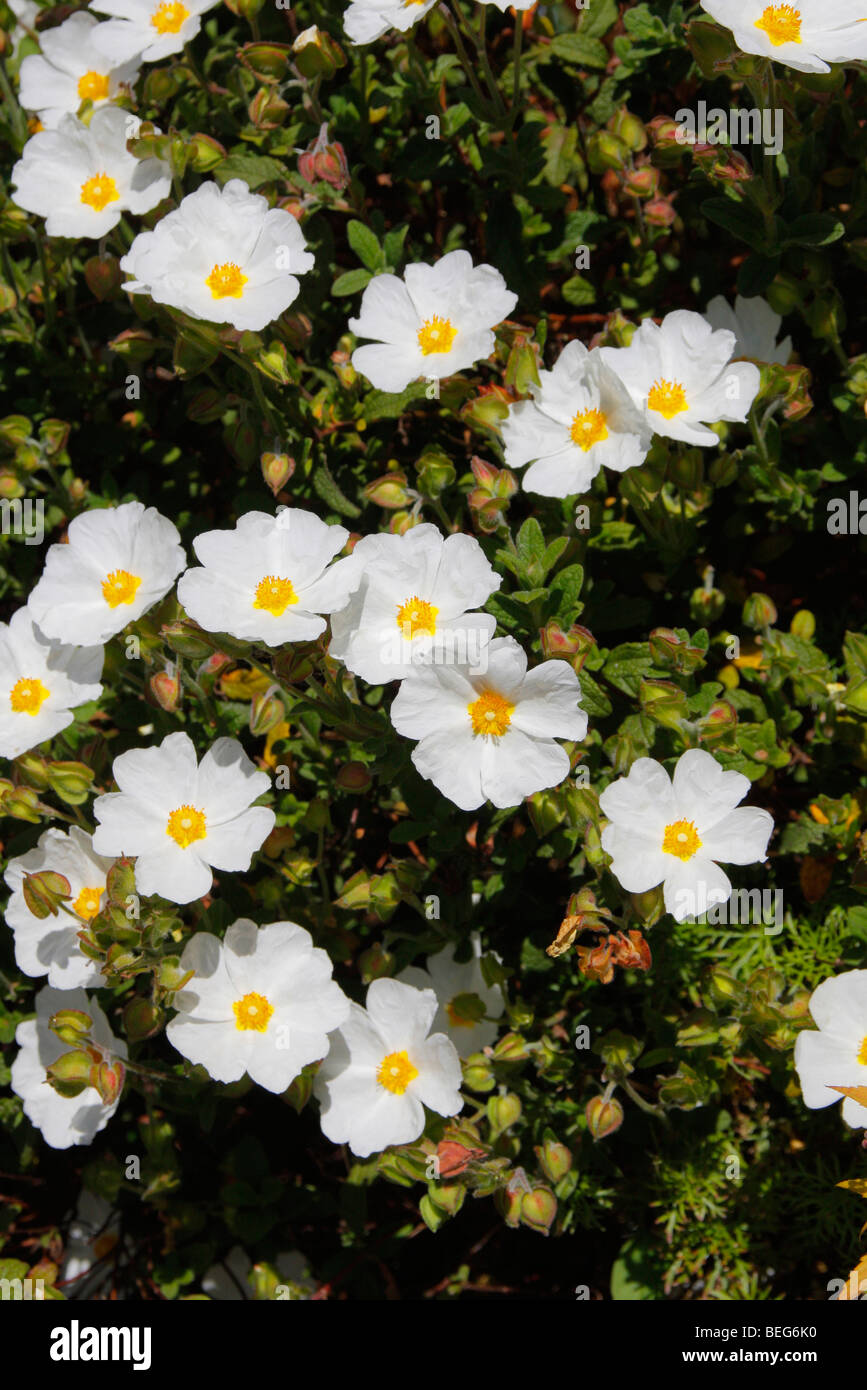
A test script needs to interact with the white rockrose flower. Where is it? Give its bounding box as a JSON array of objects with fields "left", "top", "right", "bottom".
[
  {"left": 10, "top": 985, "right": 127, "bottom": 1150},
  {"left": 12, "top": 108, "right": 171, "bottom": 240},
  {"left": 343, "top": 0, "right": 438, "bottom": 46},
  {"left": 92, "top": 732, "right": 276, "bottom": 905},
  {"left": 119, "top": 179, "right": 315, "bottom": 332},
  {"left": 501, "top": 340, "right": 652, "bottom": 497},
  {"left": 348, "top": 249, "right": 518, "bottom": 393},
  {"left": 328, "top": 523, "right": 500, "bottom": 684},
  {"left": 703, "top": 294, "right": 792, "bottom": 366},
  {"left": 601, "top": 309, "right": 761, "bottom": 446},
  {"left": 794, "top": 970, "right": 867, "bottom": 1127},
  {"left": 4, "top": 827, "right": 116, "bottom": 989},
  {"left": 314, "top": 978, "right": 463, "bottom": 1158},
  {"left": 598, "top": 749, "right": 774, "bottom": 922},
  {"left": 201, "top": 1245, "right": 314, "bottom": 1300},
  {"left": 18, "top": 12, "right": 140, "bottom": 130},
  {"left": 28, "top": 501, "right": 185, "bottom": 644},
  {"left": 0, "top": 609, "right": 103, "bottom": 761},
  {"left": 396, "top": 931, "right": 505, "bottom": 1057},
  {"left": 699, "top": 0, "right": 867, "bottom": 73},
  {"left": 88, "top": 0, "right": 221, "bottom": 64},
  {"left": 177, "top": 508, "right": 360, "bottom": 647},
  {"left": 389, "top": 635, "right": 587, "bottom": 812},
  {"left": 166, "top": 918, "right": 350, "bottom": 1092}
]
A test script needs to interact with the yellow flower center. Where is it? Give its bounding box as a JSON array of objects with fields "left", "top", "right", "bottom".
[
  {"left": 205, "top": 262, "right": 248, "bottom": 300},
  {"left": 166, "top": 805, "right": 207, "bottom": 848},
  {"left": 80, "top": 172, "right": 120, "bottom": 212},
  {"left": 73, "top": 886, "right": 104, "bottom": 921},
  {"left": 150, "top": 0, "right": 189, "bottom": 33},
  {"left": 253, "top": 575, "right": 298, "bottom": 616},
  {"left": 233, "top": 991, "right": 274, "bottom": 1032},
  {"left": 376, "top": 1049, "right": 418, "bottom": 1094},
  {"left": 570, "top": 407, "right": 609, "bottom": 451},
  {"left": 395, "top": 595, "right": 438, "bottom": 640},
  {"left": 446, "top": 998, "right": 476, "bottom": 1028},
  {"left": 101, "top": 569, "right": 142, "bottom": 609},
  {"left": 417, "top": 315, "right": 458, "bottom": 356},
  {"left": 755, "top": 4, "right": 801, "bottom": 45},
  {"left": 468, "top": 689, "right": 514, "bottom": 738},
  {"left": 858, "top": 1035, "right": 867, "bottom": 1066},
  {"left": 662, "top": 818, "right": 703, "bottom": 861},
  {"left": 9, "top": 677, "right": 50, "bottom": 716},
  {"left": 77, "top": 71, "right": 110, "bottom": 102},
  {"left": 647, "top": 378, "right": 688, "bottom": 418}
]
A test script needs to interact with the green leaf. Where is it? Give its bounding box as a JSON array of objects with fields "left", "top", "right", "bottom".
[
  {"left": 575, "top": 668, "right": 612, "bottom": 719},
  {"left": 781, "top": 213, "right": 845, "bottom": 248},
  {"left": 610, "top": 1240, "right": 658, "bottom": 1301},
  {"left": 347, "top": 220, "right": 385, "bottom": 272},
  {"left": 549, "top": 563, "right": 585, "bottom": 621},
  {"left": 382, "top": 223, "right": 409, "bottom": 268},
  {"left": 561, "top": 274, "right": 596, "bottom": 307},
  {"left": 214, "top": 154, "right": 287, "bottom": 189},
  {"left": 312, "top": 463, "right": 361, "bottom": 518},
  {"left": 516, "top": 516, "right": 546, "bottom": 572},
  {"left": 332, "top": 268, "right": 373, "bottom": 297},
  {"left": 361, "top": 382, "right": 429, "bottom": 420},
  {"left": 549, "top": 34, "right": 609, "bottom": 68},
  {"left": 702, "top": 196, "right": 771, "bottom": 254},
  {"left": 580, "top": 0, "right": 619, "bottom": 38}
]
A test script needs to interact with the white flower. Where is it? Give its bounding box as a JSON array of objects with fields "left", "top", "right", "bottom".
[
  {"left": 61, "top": 1190, "right": 131, "bottom": 1298},
  {"left": 201, "top": 1245, "right": 314, "bottom": 1300},
  {"left": 166, "top": 918, "right": 350, "bottom": 1092},
  {"left": 12, "top": 108, "right": 171, "bottom": 240},
  {"left": 389, "top": 636, "right": 587, "bottom": 812},
  {"left": 28, "top": 501, "right": 185, "bottom": 643},
  {"left": 18, "top": 12, "right": 140, "bottom": 130},
  {"left": 4, "top": 827, "right": 116, "bottom": 989},
  {"left": 598, "top": 749, "right": 774, "bottom": 922},
  {"left": 314, "top": 978, "right": 463, "bottom": 1158},
  {"left": 343, "top": 0, "right": 438, "bottom": 46},
  {"left": 92, "top": 732, "right": 275, "bottom": 905},
  {"left": 119, "top": 179, "right": 315, "bottom": 332},
  {"left": 601, "top": 309, "right": 761, "bottom": 446},
  {"left": 397, "top": 932, "right": 504, "bottom": 1057},
  {"left": 348, "top": 249, "right": 517, "bottom": 393},
  {"left": 0, "top": 609, "right": 103, "bottom": 761},
  {"left": 501, "top": 341, "right": 652, "bottom": 497},
  {"left": 794, "top": 971, "right": 867, "bottom": 1127},
  {"left": 699, "top": 0, "right": 867, "bottom": 73},
  {"left": 10, "top": 985, "right": 127, "bottom": 1150},
  {"left": 177, "top": 508, "right": 360, "bottom": 647},
  {"left": 329, "top": 523, "right": 500, "bottom": 684},
  {"left": 703, "top": 294, "right": 792, "bottom": 365},
  {"left": 88, "top": 0, "right": 221, "bottom": 64}
]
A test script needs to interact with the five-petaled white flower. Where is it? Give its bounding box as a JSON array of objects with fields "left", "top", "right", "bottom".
[
  {"left": 10, "top": 986, "right": 127, "bottom": 1150},
  {"left": 389, "top": 636, "right": 587, "bottom": 811},
  {"left": 177, "top": 508, "right": 360, "bottom": 647},
  {"left": 794, "top": 970, "right": 867, "bottom": 1127},
  {"left": 88, "top": 0, "right": 221, "bottom": 64},
  {"left": 501, "top": 340, "right": 652, "bottom": 497},
  {"left": 397, "top": 932, "right": 505, "bottom": 1057},
  {"left": 601, "top": 309, "right": 760, "bottom": 446},
  {"left": 92, "top": 732, "right": 275, "bottom": 905},
  {"left": 314, "top": 978, "right": 463, "bottom": 1158},
  {"left": 348, "top": 249, "right": 517, "bottom": 393},
  {"left": 598, "top": 749, "right": 774, "bottom": 922},
  {"left": 704, "top": 294, "right": 792, "bottom": 365},
  {"left": 0, "top": 608, "right": 103, "bottom": 761},
  {"left": 166, "top": 918, "right": 350, "bottom": 1092},
  {"left": 28, "top": 501, "right": 185, "bottom": 644},
  {"left": 343, "top": 0, "right": 438, "bottom": 46},
  {"left": 119, "top": 179, "right": 315, "bottom": 332},
  {"left": 699, "top": 0, "right": 867, "bottom": 73},
  {"left": 18, "top": 12, "right": 140, "bottom": 130},
  {"left": 329, "top": 523, "right": 500, "bottom": 685},
  {"left": 4, "top": 827, "right": 116, "bottom": 989}
]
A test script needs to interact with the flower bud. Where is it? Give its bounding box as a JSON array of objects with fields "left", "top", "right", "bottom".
[
  {"left": 238, "top": 40, "right": 292, "bottom": 83},
  {"left": 84, "top": 255, "right": 122, "bottom": 301},
  {"left": 363, "top": 472, "right": 414, "bottom": 509},
  {"left": 22, "top": 870, "right": 71, "bottom": 919},
  {"left": 705, "top": 967, "right": 742, "bottom": 1010},
  {"left": 91, "top": 1059, "right": 125, "bottom": 1106},
  {"left": 623, "top": 165, "right": 659, "bottom": 199},
  {"left": 742, "top": 592, "right": 777, "bottom": 630},
  {"left": 689, "top": 584, "right": 725, "bottom": 623},
  {"left": 6, "top": 785, "right": 41, "bottom": 822},
  {"left": 149, "top": 667, "right": 181, "bottom": 713},
  {"left": 223, "top": 0, "right": 266, "bottom": 19},
  {"left": 610, "top": 109, "right": 647, "bottom": 152},
  {"left": 335, "top": 761, "right": 373, "bottom": 792},
  {"left": 534, "top": 1134, "right": 573, "bottom": 1185},
  {"left": 638, "top": 677, "right": 688, "bottom": 729},
  {"left": 520, "top": 1186, "right": 557, "bottom": 1235},
  {"left": 644, "top": 194, "right": 677, "bottom": 227},
  {"left": 49, "top": 1010, "right": 93, "bottom": 1046},
  {"left": 161, "top": 619, "right": 214, "bottom": 660},
  {"left": 14, "top": 752, "right": 51, "bottom": 790},
  {"left": 416, "top": 448, "right": 456, "bottom": 498},
  {"left": 292, "top": 25, "right": 346, "bottom": 80},
  {"left": 250, "top": 687, "right": 285, "bottom": 736},
  {"left": 298, "top": 123, "right": 350, "bottom": 190},
  {"left": 790, "top": 609, "right": 815, "bottom": 639},
  {"left": 585, "top": 1094, "right": 624, "bottom": 1140},
  {"left": 158, "top": 956, "right": 194, "bottom": 992},
  {"left": 44, "top": 760, "right": 95, "bottom": 806},
  {"left": 123, "top": 998, "right": 163, "bottom": 1041},
  {"left": 460, "top": 387, "right": 511, "bottom": 432},
  {"left": 46, "top": 1049, "right": 96, "bottom": 1098},
  {"left": 249, "top": 87, "right": 291, "bottom": 130},
  {"left": 696, "top": 698, "right": 738, "bottom": 746},
  {"left": 187, "top": 134, "right": 227, "bottom": 172},
  {"left": 629, "top": 884, "right": 664, "bottom": 926},
  {"left": 587, "top": 130, "right": 630, "bottom": 172},
  {"left": 486, "top": 1092, "right": 522, "bottom": 1139},
  {"left": 358, "top": 942, "right": 395, "bottom": 984},
  {"left": 462, "top": 1052, "right": 496, "bottom": 1092}
]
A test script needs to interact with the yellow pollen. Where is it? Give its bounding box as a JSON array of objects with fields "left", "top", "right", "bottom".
[
  {"left": 205, "top": 262, "right": 248, "bottom": 300},
  {"left": 396, "top": 595, "right": 438, "bottom": 640},
  {"left": 101, "top": 569, "right": 142, "bottom": 609},
  {"left": 80, "top": 172, "right": 120, "bottom": 212},
  {"left": 233, "top": 991, "right": 274, "bottom": 1032},
  {"left": 446, "top": 998, "right": 476, "bottom": 1028},
  {"left": 73, "top": 886, "right": 104, "bottom": 921},
  {"left": 858, "top": 1035, "right": 867, "bottom": 1066},
  {"left": 9, "top": 677, "right": 50, "bottom": 716},
  {"left": 570, "top": 407, "right": 609, "bottom": 451},
  {"left": 662, "top": 818, "right": 703, "bottom": 861},
  {"left": 166, "top": 805, "right": 207, "bottom": 848},
  {"left": 77, "top": 71, "right": 110, "bottom": 102},
  {"left": 755, "top": 4, "right": 802, "bottom": 45},
  {"left": 253, "top": 575, "right": 298, "bottom": 616},
  {"left": 468, "top": 689, "right": 514, "bottom": 738},
  {"left": 376, "top": 1049, "right": 418, "bottom": 1094},
  {"left": 417, "top": 315, "right": 458, "bottom": 356},
  {"left": 647, "top": 378, "right": 688, "bottom": 419},
  {"left": 150, "top": 0, "right": 189, "bottom": 33}
]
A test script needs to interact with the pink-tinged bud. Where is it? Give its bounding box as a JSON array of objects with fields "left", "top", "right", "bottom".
[
  {"left": 22, "top": 870, "right": 71, "bottom": 919},
  {"left": 358, "top": 942, "right": 395, "bottom": 983},
  {"left": 364, "top": 472, "right": 414, "bottom": 509},
  {"left": 47, "top": 1049, "right": 95, "bottom": 1098},
  {"left": 693, "top": 145, "right": 753, "bottom": 186},
  {"left": 298, "top": 123, "right": 350, "bottom": 190},
  {"left": 623, "top": 165, "right": 659, "bottom": 199},
  {"left": 123, "top": 998, "right": 163, "bottom": 1041},
  {"left": 84, "top": 255, "right": 122, "bottom": 301},
  {"left": 335, "top": 761, "right": 373, "bottom": 792},
  {"left": 494, "top": 1183, "right": 524, "bottom": 1228},
  {"left": 534, "top": 1136, "right": 573, "bottom": 1185},
  {"left": 742, "top": 593, "right": 777, "bottom": 630},
  {"left": 469, "top": 455, "right": 500, "bottom": 493},
  {"left": 585, "top": 1095, "right": 624, "bottom": 1140},
  {"left": 0, "top": 469, "right": 23, "bottom": 499},
  {"left": 521, "top": 1186, "right": 557, "bottom": 1235},
  {"left": 249, "top": 87, "right": 290, "bottom": 130},
  {"left": 261, "top": 451, "right": 295, "bottom": 496},
  {"left": 540, "top": 621, "right": 596, "bottom": 667},
  {"left": 149, "top": 667, "right": 181, "bottom": 713},
  {"left": 697, "top": 699, "right": 738, "bottom": 745},
  {"left": 91, "top": 1059, "right": 125, "bottom": 1106},
  {"left": 460, "top": 386, "right": 512, "bottom": 433},
  {"left": 49, "top": 1010, "right": 93, "bottom": 1046}
]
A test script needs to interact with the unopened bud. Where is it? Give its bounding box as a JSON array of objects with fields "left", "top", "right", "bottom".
[
  {"left": 742, "top": 593, "right": 777, "bottom": 630},
  {"left": 22, "top": 870, "right": 71, "bottom": 919},
  {"left": 91, "top": 1059, "right": 125, "bottom": 1106},
  {"left": 335, "top": 761, "right": 372, "bottom": 792},
  {"left": 261, "top": 451, "right": 295, "bottom": 496},
  {"left": 149, "top": 667, "right": 181, "bottom": 713},
  {"left": 46, "top": 1049, "right": 96, "bottom": 1098},
  {"left": 585, "top": 1094, "right": 624, "bottom": 1139},
  {"left": 292, "top": 25, "right": 346, "bottom": 80},
  {"left": 520, "top": 1186, "right": 557, "bottom": 1235},
  {"left": 84, "top": 255, "right": 122, "bottom": 301},
  {"left": 49, "top": 1010, "right": 93, "bottom": 1046}
]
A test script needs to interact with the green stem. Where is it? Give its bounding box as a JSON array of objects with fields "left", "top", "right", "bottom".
[
  {"left": 469, "top": 4, "right": 507, "bottom": 120},
  {"left": 440, "top": 4, "right": 496, "bottom": 115}
]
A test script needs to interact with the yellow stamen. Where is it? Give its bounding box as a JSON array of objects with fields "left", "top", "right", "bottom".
[
  {"left": 395, "top": 595, "right": 438, "bottom": 640},
  {"left": 150, "top": 0, "right": 189, "bottom": 33},
  {"left": 101, "top": 569, "right": 142, "bottom": 609},
  {"left": 205, "top": 262, "right": 248, "bottom": 300},
  {"left": 662, "top": 818, "right": 702, "bottom": 861},
  {"left": 77, "top": 71, "right": 110, "bottom": 102},
  {"left": 166, "top": 805, "right": 207, "bottom": 848},
  {"left": 253, "top": 575, "right": 298, "bottom": 616},
  {"left": 73, "top": 886, "right": 104, "bottom": 921},
  {"left": 647, "top": 378, "right": 688, "bottom": 419},
  {"left": 376, "top": 1049, "right": 418, "bottom": 1094},
  {"left": 9, "top": 677, "right": 50, "bottom": 716},
  {"left": 233, "top": 991, "right": 274, "bottom": 1032},
  {"left": 468, "top": 690, "right": 514, "bottom": 738},
  {"left": 755, "top": 4, "right": 801, "bottom": 45},
  {"left": 417, "top": 315, "right": 457, "bottom": 356},
  {"left": 570, "top": 407, "right": 608, "bottom": 451},
  {"left": 80, "top": 172, "right": 120, "bottom": 212}
]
